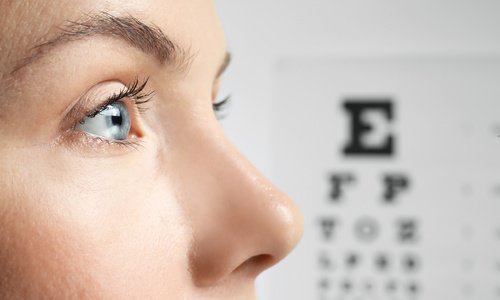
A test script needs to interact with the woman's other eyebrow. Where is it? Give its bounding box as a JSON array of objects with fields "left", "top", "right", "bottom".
[{"left": 11, "top": 12, "right": 191, "bottom": 75}]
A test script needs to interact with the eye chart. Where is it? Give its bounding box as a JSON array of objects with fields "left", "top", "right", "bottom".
[{"left": 267, "top": 56, "right": 500, "bottom": 300}]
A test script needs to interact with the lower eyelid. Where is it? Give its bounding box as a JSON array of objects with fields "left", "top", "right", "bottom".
[{"left": 57, "top": 129, "right": 145, "bottom": 155}]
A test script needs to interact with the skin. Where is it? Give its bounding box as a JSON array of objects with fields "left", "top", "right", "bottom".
[{"left": 0, "top": 0, "right": 303, "bottom": 299}]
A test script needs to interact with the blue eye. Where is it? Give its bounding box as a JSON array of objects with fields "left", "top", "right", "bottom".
[{"left": 76, "top": 101, "right": 131, "bottom": 141}]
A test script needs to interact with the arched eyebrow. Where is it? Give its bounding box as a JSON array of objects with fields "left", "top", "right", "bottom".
[{"left": 11, "top": 12, "right": 192, "bottom": 75}]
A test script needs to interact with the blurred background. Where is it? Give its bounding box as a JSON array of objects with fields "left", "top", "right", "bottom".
[{"left": 214, "top": 1, "right": 500, "bottom": 299}]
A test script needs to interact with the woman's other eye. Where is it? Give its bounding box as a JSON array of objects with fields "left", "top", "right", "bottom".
[
  {"left": 76, "top": 101, "right": 131, "bottom": 141},
  {"left": 213, "top": 95, "right": 231, "bottom": 120}
]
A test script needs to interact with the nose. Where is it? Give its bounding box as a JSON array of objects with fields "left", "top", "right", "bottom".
[{"left": 175, "top": 122, "right": 303, "bottom": 287}]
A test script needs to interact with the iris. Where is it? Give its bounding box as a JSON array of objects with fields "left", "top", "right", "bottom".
[{"left": 76, "top": 101, "right": 131, "bottom": 141}]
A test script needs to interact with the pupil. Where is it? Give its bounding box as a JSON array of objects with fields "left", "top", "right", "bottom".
[{"left": 111, "top": 115, "right": 123, "bottom": 126}]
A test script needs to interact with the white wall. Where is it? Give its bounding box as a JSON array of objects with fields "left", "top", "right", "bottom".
[
  {"left": 215, "top": 0, "right": 500, "bottom": 167},
  {"left": 213, "top": 1, "right": 500, "bottom": 299}
]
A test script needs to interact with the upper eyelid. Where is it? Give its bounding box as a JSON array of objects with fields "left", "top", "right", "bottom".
[
  {"left": 60, "top": 79, "right": 152, "bottom": 132},
  {"left": 85, "top": 78, "right": 153, "bottom": 118}
]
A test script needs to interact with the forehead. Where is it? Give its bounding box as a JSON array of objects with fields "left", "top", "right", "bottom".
[{"left": 0, "top": 0, "right": 225, "bottom": 76}]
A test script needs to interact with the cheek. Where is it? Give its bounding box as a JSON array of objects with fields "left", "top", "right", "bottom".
[
  {"left": 0, "top": 145, "right": 192, "bottom": 298},
  {"left": 0, "top": 201, "right": 93, "bottom": 298}
]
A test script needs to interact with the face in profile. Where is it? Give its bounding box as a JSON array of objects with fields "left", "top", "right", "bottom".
[{"left": 0, "top": 0, "right": 302, "bottom": 299}]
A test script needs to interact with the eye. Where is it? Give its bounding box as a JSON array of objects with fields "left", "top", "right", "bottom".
[
  {"left": 70, "top": 78, "right": 153, "bottom": 145},
  {"left": 213, "top": 95, "right": 231, "bottom": 120},
  {"left": 76, "top": 101, "right": 131, "bottom": 141}
]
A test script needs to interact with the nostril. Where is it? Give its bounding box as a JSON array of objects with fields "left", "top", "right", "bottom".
[{"left": 233, "top": 254, "right": 275, "bottom": 277}]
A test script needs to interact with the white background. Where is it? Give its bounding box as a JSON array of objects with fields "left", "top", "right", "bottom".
[{"left": 213, "top": 1, "right": 500, "bottom": 299}]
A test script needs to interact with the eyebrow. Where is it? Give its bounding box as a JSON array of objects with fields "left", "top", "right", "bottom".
[{"left": 11, "top": 12, "right": 190, "bottom": 75}]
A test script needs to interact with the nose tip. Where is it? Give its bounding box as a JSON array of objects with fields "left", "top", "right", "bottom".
[
  {"left": 185, "top": 142, "right": 303, "bottom": 287},
  {"left": 255, "top": 186, "right": 304, "bottom": 265}
]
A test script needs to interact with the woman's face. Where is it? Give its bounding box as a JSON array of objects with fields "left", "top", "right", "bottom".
[{"left": 0, "top": 0, "right": 302, "bottom": 299}]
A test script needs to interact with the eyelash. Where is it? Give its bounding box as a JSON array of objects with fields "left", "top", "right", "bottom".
[
  {"left": 69, "top": 78, "right": 153, "bottom": 150},
  {"left": 213, "top": 95, "right": 231, "bottom": 120},
  {"left": 85, "top": 79, "right": 231, "bottom": 121},
  {"left": 84, "top": 78, "right": 154, "bottom": 121},
  {"left": 75, "top": 78, "right": 230, "bottom": 149}
]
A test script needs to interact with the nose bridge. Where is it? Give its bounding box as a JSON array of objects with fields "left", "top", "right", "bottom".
[{"left": 180, "top": 126, "right": 303, "bottom": 287}]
